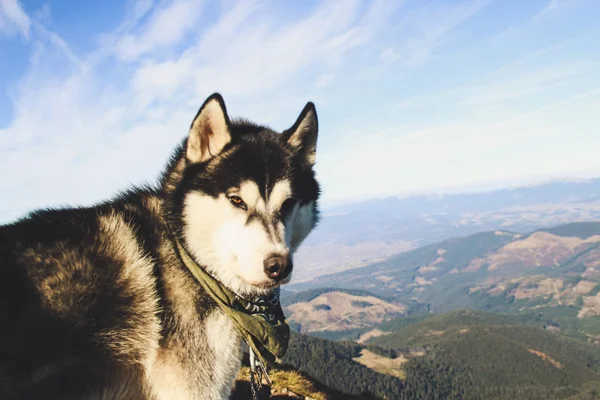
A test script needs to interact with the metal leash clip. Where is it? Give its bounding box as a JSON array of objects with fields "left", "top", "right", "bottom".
[{"left": 249, "top": 348, "right": 272, "bottom": 400}]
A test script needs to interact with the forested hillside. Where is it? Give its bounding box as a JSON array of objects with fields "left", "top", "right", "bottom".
[{"left": 278, "top": 311, "right": 600, "bottom": 399}]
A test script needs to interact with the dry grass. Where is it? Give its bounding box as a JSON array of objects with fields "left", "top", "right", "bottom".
[
  {"left": 286, "top": 292, "right": 405, "bottom": 332},
  {"left": 356, "top": 328, "right": 391, "bottom": 344},
  {"left": 573, "top": 280, "right": 597, "bottom": 294},
  {"left": 526, "top": 348, "right": 564, "bottom": 369},
  {"left": 487, "top": 232, "right": 600, "bottom": 271},
  {"left": 579, "top": 292, "right": 600, "bottom": 318},
  {"left": 352, "top": 349, "right": 408, "bottom": 380},
  {"left": 512, "top": 277, "right": 563, "bottom": 300},
  {"left": 234, "top": 366, "right": 329, "bottom": 399}
]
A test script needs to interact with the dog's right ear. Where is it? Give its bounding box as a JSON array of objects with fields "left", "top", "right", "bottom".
[
  {"left": 187, "top": 93, "right": 231, "bottom": 163},
  {"left": 284, "top": 102, "right": 318, "bottom": 166}
]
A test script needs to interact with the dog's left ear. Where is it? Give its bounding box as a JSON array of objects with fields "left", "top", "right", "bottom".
[
  {"left": 284, "top": 102, "right": 318, "bottom": 166},
  {"left": 187, "top": 93, "right": 231, "bottom": 163}
]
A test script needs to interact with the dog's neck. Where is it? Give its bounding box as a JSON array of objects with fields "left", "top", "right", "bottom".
[{"left": 173, "top": 237, "right": 290, "bottom": 366}]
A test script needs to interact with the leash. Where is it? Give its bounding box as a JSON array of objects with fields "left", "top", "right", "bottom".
[
  {"left": 240, "top": 293, "right": 276, "bottom": 399},
  {"left": 241, "top": 293, "right": 276, "bottom": 400},
  {"left": 249, "top": 347, "right": 272, "bottom": 400}
]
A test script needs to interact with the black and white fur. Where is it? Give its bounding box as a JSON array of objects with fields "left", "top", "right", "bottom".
[{"left": 0, "top": 93, "right": 320, "bottom": 399}]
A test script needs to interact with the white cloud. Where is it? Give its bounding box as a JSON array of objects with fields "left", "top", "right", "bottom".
[
  {"left": 0, "top": 0, "right": 405, "bottom": 221},
  {"left": 535, "top": 0, "right": 588, "bottom": 20},
  {"left": 129, "top": 0, "right": 392, "bottom": 117},
  {"left": 0, "top": 0, "right": 30, "bottom": 38},
  {"left": 2, "top": 0, "right": 599, "bottom": 222},
  {"left": 114, "top": 0, "right": 206, "bottom": 62},
  {"left": 390, "top": 0, "right": 490, "bottom": 67}
]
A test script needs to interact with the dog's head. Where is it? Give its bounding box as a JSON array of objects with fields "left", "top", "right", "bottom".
[{"left": 169, "top": 93, "right": 320, "bottom": 296}]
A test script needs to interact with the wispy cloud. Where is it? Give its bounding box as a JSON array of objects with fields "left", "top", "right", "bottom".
[
  {"left": 0, "top": 0, "right": 409, "bottom": 220},
  {"left": 113, "top": 0, "right": 206, "bottom": 62},
  {"left": 535, "top": 0, "right": 588, "bottom": 20},
  {"left": 0, "top": 0, "right": 30, "bottom": 38},
  {"left": 388, "top": 0, "right": 490, "bottom": 67},
  {"left": 132, "top": 0, "right": 369, "bottom": 105},
  {"left": 459, "top": 60, "right": 600, "bottom": 106},
  {"left": 1, "top": 0, "right": 599, "bottom": 220}
]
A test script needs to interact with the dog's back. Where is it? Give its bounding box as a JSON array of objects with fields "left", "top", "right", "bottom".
[{"left": 0, "top": 195, "right": 164, "bottom": 398}]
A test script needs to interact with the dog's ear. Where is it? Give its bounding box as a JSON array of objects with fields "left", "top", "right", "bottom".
[
  {"left": 284, "top": 102, "right": 318, "bottom": 166},
  {"left": 187, "top": 93, "right": 231, "bottom": 163}
]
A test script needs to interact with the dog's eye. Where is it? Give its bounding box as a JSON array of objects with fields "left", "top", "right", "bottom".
[
  {"left": 279, "top": 198, "right": 297, "bottom": 218},
  {"left": 228, "top": 196, "right": 247, "bottom": 210}
]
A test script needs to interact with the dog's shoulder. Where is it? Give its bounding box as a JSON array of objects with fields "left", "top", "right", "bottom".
[{"left": 0, "top": 190, "right": 164, "bottom": 387}]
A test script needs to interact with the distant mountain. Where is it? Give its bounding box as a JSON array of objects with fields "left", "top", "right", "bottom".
[
  {"left": 281, "top": 287, "right": 391, "bottom": 307},
  {"left": 294, "top": 179, "right": 600, "bottom": 282},
  {"left": 279, "top": 311, "right": 600, "bottom": 399},
  {"left": 328, "top": 179, "right": 600, "bottom": 216},
  {"left": 290, "top": 221, "right": 600, "bottom": 327}
]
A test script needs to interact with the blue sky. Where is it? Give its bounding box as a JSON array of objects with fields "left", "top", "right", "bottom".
[{"left": 1, "top": 0, "right": 599, "bottom": 222}]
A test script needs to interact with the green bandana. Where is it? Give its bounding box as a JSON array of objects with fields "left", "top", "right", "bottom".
[{"left": 174, "top": 240, "right": 290, "bottom": 367}]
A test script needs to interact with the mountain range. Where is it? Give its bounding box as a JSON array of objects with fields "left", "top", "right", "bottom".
[
  {"left": 289, "top": 221, "right": 600, "bottom": 336},
  {"left": 294, "top": 179, "right": 600, "bottom": 282},
  {"left": 264, "top": 181, "right": 600, "bottom": 399}
]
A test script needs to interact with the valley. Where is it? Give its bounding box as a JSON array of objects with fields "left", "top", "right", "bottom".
[
  {"left": 270, "top": 182, "right": 600, "bottom": 399},
  {"left": 272, "top": 218, "right": 600, "bottom": 398}
]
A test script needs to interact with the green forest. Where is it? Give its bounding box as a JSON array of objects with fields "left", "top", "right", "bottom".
[{"left": 281, "top": 311, "right": 600, "bottom": 399}]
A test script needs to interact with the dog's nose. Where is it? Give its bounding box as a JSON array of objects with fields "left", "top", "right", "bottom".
[{"left": 264, "top": 255, "right": 292, "bottom": 280}]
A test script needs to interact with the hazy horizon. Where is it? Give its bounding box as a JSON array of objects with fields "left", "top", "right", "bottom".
[{"left": 2, "top": 0, "right": 600, "bottom": 219}]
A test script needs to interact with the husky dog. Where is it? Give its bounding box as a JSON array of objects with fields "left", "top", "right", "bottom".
[{"left": 0, "top": 93, "right": 320, "bottom": 399}]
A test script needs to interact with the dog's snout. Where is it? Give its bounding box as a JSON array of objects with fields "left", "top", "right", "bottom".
[{"left": 263, "top": 254, "right": 291, "bottom": 280}]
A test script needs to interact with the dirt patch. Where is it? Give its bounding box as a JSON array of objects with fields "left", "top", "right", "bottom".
[
  {"left": 571, "top": 280, "right": 597, "bottom": 294},
  {"left": 526, "top": 348, "right": 563, "bottom": 369},
  {"left": 426, "top": 330, "right": 445, "bottom": 337},
  {"left": 579, "top": 292, "right": 600, "bottom": 318},
  {"left": 375, "top": 275, "right": 395, "bottom": 284},
  {"left": 417, "top": 248, "right": 446, "bottom": 274},
  {"left": 412, "top": 276, "right": 434, "bottom": 286},
  {"left": 580, "top": 248, "right": 600, "bottom": 270},
  {"left": 486, "top": 232, "right": 600, "bottom": 271},
  {"left": 583, "top": 266, "right": 600, "bottom": 279},
  {"left": 356, "top": 329, "right": 391, "bottom": 344},
  {"left": 353, "top": 349, "right": 408, "bottom": 380},
  {"left": 463, "top": 257, "right": 486, "bottom": 272},
  {"left": 286, "top": 292, "right": 405, "bottom": 332},
  {"left": 418, "top": 265, "right": 440, "bottom": 273},
  {"left": 512, "top": 277, "right": 564, "bottom": 300}
]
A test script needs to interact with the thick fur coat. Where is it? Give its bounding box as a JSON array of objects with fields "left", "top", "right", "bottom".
[{"left": 0, "top": 94, "right": 320, "bottom": 399}]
